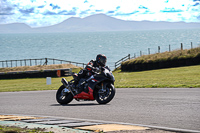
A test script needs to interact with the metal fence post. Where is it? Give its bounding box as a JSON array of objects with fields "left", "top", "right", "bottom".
[
  {"left": 181, "top": 43, "right": 183, "bottom": 50},
  {"left": 148, "top": 48, "right": 150, "bottom": 55},
  {"left": 45, "top": 58, "right": 48, "bottom": 65}
]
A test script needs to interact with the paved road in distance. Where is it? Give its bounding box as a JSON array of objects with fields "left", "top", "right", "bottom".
[{"left": 0, "top": 88, "right": 199, "bottom": 131}]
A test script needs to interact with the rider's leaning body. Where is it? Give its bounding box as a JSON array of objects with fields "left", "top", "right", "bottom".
[{"left": 73, "top": 54, "right": 107, "bottom": 93}]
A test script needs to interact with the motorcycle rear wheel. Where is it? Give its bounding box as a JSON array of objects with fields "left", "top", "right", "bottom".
[
  {"left": 95, "top": 83, "right": 115, "bottom": 104},
  {"left": 56, "top": 85, "right": 73, "bottom": 105}
]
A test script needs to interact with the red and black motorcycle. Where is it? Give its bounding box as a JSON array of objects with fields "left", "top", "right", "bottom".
[{"left": 56, "top": 67, "right": 115, "bottom": 104}]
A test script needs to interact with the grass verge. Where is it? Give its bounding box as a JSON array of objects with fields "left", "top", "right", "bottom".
[
  {"left": 122, "top": 46, "right": 200, "bottom": 65},
  {"left": 0, "top": 65, "right": 199, "bottom": 92},
  {"left": 0, "top": 64, "right": 81, "bottom": 73},
  {"left": 0, "top": 125, "right": 52, "bottom": 133},
  {"left": 115, "top": 65, "right": 200, "bottom": 88}
]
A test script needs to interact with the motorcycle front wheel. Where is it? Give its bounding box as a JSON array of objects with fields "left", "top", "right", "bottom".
[
  {"left": 56, "top": 85, "right": 73, "bottom": 105},
  {"left": 95, "top": 83, "right": 115, "bottom": 104}
]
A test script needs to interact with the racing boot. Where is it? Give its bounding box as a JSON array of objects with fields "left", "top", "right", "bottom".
[
  {"left": 82, "top": 81, "right": 89, "bottom": 93},
  {"left": 72, "top": 79, "right": 79, "bottom": 94},
  {"left": 73, "top": 80, "right": 85, "bottom": 94}
]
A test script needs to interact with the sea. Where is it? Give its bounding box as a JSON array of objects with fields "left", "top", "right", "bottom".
[{"left": 0, "top": 29, "right": 200, "bottom": 70}]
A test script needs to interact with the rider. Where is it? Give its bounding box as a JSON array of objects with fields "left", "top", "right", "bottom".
[{"left": 73, "top": 54, "right": 107, "bottom": 93}]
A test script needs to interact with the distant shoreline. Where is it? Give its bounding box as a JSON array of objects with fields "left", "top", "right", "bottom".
[{"left": 1, "top": 14, "right": 200, "bottom": 33}]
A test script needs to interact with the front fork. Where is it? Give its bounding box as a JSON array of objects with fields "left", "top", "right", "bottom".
[{"left": 99, "top": 82, "right": 106, "bottom": 93}]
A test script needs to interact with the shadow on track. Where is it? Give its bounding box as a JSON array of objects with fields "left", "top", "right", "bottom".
[{"left": 50, "top": 103, "right": 109, "bottom": 106}]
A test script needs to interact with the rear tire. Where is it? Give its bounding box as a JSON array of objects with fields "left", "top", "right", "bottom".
[
  {"left": 56, "top": 85, "right": 73, "bottom": 105},
  {"left": 95, "top": 83, "right": 115, "bottom": 104}
]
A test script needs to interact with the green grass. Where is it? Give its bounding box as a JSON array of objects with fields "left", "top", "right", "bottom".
[
  {"left": 0, "top": 68, "right": 81, "bottom": 92},
  {"left": 0, "top": 77, "right": 73, "bottom": 92},
  {"left": 0, "top": 125, "right": 53, "bottom": 133},
  {"left": 114, "top": 65, "right": 200, "bottom": 88},
  {"left": 0, "top": 65, "right": 200, "bottom": 92}
]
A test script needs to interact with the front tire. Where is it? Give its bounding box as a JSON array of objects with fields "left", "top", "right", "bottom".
[
  {"left": 95, "top": 83, "right": 115, "bottom": 104},
  {"left": 56, "top": 85, "right": 73, "bottom": 105}
]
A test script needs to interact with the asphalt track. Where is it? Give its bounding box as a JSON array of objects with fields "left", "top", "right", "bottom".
[{"left": 0, "top": 88, "right": 200, "bottom": 132}]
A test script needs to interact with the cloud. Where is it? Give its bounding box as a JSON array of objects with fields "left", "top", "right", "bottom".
[
  {"left": 96, "top": 9, "right": 104, "bottom": 12},
  {"left": 0, "top": 0, "right": 200, "bottom": 27},
  {"left": 80, "top": 10, "right": 90, "bottom": 15},
  {"left": 193, "top": 3, "right": 200, "bottom": 6},
  {"left": 116, "top": 6, "right": 120, "bottom": 10},
  {"left": 0, "top": 1, "right": 15, "bottom": 15},
  {"left": 107, "top": 11, "right": 115, "bottom": 14},
  {"left": 160, "top": 8, "right": 184, "bottom": 13},
  {"left": 42, "top": 9, "right": 77, "bottom": 15},
  {"left": 19, "top": 7, "right": 35, "bottom": 14},
  {"left": 115, "top": 11, "right": 139, "bottom": 16},
  {"left": 62, "top": 11, "right": 76, "bottom": 15},
  {"left": 43, "top": 11, "right": 57, "bottom": 15},
  {"left": 49, "top": 3, "right": 61, "bottom": 10},
  {"left": 38, "top": 5, "right": 45, "bottom": 8},
  {"left": 84, "top": 0, "right": 88, "bottom": 3},
  {"left": 139, "top": 5, "right": 148, "bottom": 10}
]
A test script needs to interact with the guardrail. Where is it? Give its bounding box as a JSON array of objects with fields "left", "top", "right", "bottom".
[{"left": 0, "top": 58, "right": 87, "bottom": 68}]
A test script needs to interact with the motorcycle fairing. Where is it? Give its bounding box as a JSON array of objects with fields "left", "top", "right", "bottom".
[
  {"left": 87, "top": 74, "right": 113, "bottom": 89},
  {"left": 73, "top": 68, "right": 114, "bottom": 100},
  {"left": 73, "top": 87, "right": 94, "bottom": 100},
  {"left": 73, "top": 76, "right": 106, "bottom": 100}
]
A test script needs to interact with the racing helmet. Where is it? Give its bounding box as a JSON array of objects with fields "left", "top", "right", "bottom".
[{"left": 96, "top": 54, "right": 107, "bottom": 67}]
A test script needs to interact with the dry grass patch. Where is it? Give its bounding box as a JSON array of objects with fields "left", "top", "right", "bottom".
[
  {"left": 123, "top": 46, "right": 200, "bottom": 65},
  {"left": 0, "top": 64, "right": 81, "bottom": 73}
]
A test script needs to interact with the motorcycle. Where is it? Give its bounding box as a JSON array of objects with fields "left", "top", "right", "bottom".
[{"left": 56, "top": 66, "right": 115, "bottom": 104}]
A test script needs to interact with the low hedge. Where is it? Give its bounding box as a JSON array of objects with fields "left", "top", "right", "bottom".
[
  {"left": 0, "top": 69, "right": 72, "bottom": 79},
  {"left": 121, "top": 47, "right": 200, "bottom": 71}
]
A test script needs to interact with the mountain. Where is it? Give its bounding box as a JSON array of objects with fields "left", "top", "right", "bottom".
[
  {"left": 1, "top": 14, "right": 200, "bottom": 33},
  {"left": 0, "top": 23, "right": 33, "bottom": 33}
]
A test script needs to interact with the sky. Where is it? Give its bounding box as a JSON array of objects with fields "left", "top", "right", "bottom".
[{"left": 0, "top": 0, "right": 200, "bottom": 27}]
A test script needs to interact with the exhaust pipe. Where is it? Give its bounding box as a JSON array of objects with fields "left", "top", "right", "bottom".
[{"left": 61, "top": 78, "right": 75, "bottom": 96}]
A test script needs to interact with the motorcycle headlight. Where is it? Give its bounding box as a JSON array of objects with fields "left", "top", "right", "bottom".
[{"left": 104, "top": 71, "right": 112, "bottom": 79}]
